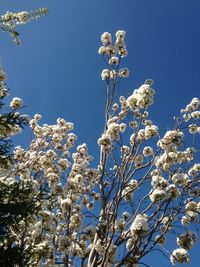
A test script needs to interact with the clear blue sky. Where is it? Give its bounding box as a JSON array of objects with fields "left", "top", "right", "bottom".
[{"left": 0, "top": 1, "right": 200, "bottom": 266}]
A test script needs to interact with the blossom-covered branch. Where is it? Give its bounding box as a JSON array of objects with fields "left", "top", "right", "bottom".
[{"left": 0, "top": 7, "right": 48, "bottom": 44}]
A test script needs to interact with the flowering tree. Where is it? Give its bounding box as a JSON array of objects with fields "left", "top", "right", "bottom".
[
  {"left": 0, "top": 9, "right": 200, "bottom": 267},
  {"left": 0, "top": 8, "right": 48, "bottom": 266}
]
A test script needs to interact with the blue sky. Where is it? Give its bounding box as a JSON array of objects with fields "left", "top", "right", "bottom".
[{"left": 0, "top": 1, "right": 200, "bottom": 266}]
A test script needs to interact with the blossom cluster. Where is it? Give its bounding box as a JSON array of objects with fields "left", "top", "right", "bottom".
[
  {"left": 170, "top": 248, "right": 190, "bottom": 265},
  {"left": 177, "top": 231, "right": 197, "bottom": 250},
  {"left": 170, "top": 231, "right": 197, "bottom": 265},
  {"left": 0, "top": 65, "right": 8, "bottom": 96},
  {"left": 0, "top": 66, "right": 28, "bottom": 139},
  {"left": 0, "top": 8, "right": 48, "bottom": 44},
  {"left": 99, "top": 30, "right": 129, "bottom": 81},
  {"left": 98, "top": 83, "right": 158, "bottom": 152},
  {"left": 98, "top": 119, "right": 127, "bottom": 151},
  {"left": 1, "top": 8, "right": 48, "bottom": 25},
  {"left": 126, "top": 82, "right": 155, "bottom": 110},
  {"left": 130, "top": 214, "right": 149, "bottom": 237},
  {"left": 8, "top": 113, "right": 101, "bottom": 265}
]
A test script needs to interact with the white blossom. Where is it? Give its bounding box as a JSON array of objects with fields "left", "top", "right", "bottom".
[
  {"left": 101, "top": 69, "right": 110, "bottom": 80},
  {"left": 170, "top": 248, "right": 190, "bottom": 265},
  {"left": 126, "top": 83, "right": 155, "bottom": 109},
  {"left": 130, "top": 214, "right": 149, "bottom": 236},
  {"left": 118, "top": 68, "right": 129, "bottom": 78},
  {"left": 109, "top": 56, "right": 119, "bottom": 65},
  {"left": 149, "top": 188, "right": 167, "bottom": 202},
  {"left": 177, "top": 231, "right": 197, "bottom": 250},
  {"left": 101, "top": 32, "right": 112, "bottom": 45},
  {"left": 10, "top": 97, "right": 23, "bottom": 109}
]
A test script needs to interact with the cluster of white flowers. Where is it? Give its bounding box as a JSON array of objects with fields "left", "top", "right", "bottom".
[
  {"left": 101, "top": 67, "right": 129, "bottom": 80},
  {"left": 191, "top": 110, "right": 200, "bottom": 119},
  {"left": 167, "top": 184, "right": 181, "bottom": 200},
  {"left": 0, "top": 65, "right": 8, "bottom": 98},
  {"left": 155, "top": 148, "right": 195, "bottom": 171},
  {"left": 170, "top": 248, "right": 190, "bottom": 265},
  {"left": 0, "top": 66, "right": 29, "bottom": 139},
  {"left": 109, "top": 56, "right": 119, "bottom": 65},
  {"left": 149, "top": 175, "right": 168, "bottom": 202},
  {"left": 150, "top": 163, "right": 191, "bottom": 202},
  {"left": 1, "top": 11, "right": 29, "bottom": 24},
  {"left": 181, "top": 99, "right": 200, "bottom": 134},
  {"left": 177, "top": 231, "right": 197, "bottom": 250},
  {"left": 115, "top": 30, "right": 127, "bottom": 56},
  {"left": 4, "top": 111, "right": 101, "bottom": 265},
  {"left": 151, "top": 175, "right": 168, "bottom": 188},
  {"left": 16, "top": 11, "right": 30, "bottom": 24},
  {"left": 101, "top": 32, "right": 112, "bottom": 46},
  {"left": 181, "top": 97, "right": 200, "bottom": 113},
  {"left": 149, "top": 187, "right": 167, "bottom": 202},
  {"left": 143, "top": 146, "right": 153, "bottom": 157},
  {"left": 171, "top": 172, "right": 189, "bottom": 185},
  {"left": 98, "top": 133, "right": 113, "bottom": 151},
  {"left": 126, "top": 82, "right": 155, "bottom": 110},
  {"left": 142, "top": 125, "right": 158, "bottom": 140},
  {"left": 10, "top": 97, "right": 23, "bottom": 109},
  {"left": 130, "top": 214, "right": 149, "bottom": 237},
  {"left": 99, "top": 30, "right": 128, "bottom": 57},
  {"left": 0, "top": 8, "right": 48, "bottom": 44},
  {"left": 188, "top": 163, "right": 200, "bottom": 176},
  {"left": 107, "top": 121, "right": 126, "bottom": 139},
  {"left": 98, "top": 120, "right": 127, "bottom": 151},
  {"left": 99, "top": 30, "right": 129, "bottom": 81},
  {"left": 130, "top": 125, "right": 158, "bottom": 147},
  {"left": 188, "top": 123, "right": 199, "bottom": 134},
  {"left": 1, "top": 8, "right": 48, "bottom": 25},
  {"left": 157, "top": 130, "right": 184, "bottom": 150},
  {"left": 181, "top": 200, "right": 200, "bottom": 225}
]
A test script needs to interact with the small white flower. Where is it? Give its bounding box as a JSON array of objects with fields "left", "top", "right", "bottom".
[
  {"left": 98, "top": 46, "right": 106, "bottom": 55},
  {"left": 118, "top": 68, "right": 129, "bottom": 78},
  {"left": 170, "top": 248, "right": 190, "bottom": 265},
  {"left": 10, "top": 97, "right": 23, "bottom": 109},
  {"left": 110, "top": 70, "right": 117, "bottom": 79},
  {"left": 101, "top": 32, "right": 112, "bottom": 45},
  {"left": 101, "top": 69, "right": 110, "bottom": 80},
  {"left": 116, "top": 30, "right": 126, "bottom": 39},
  {"left": 143, "top": 146, "right": 153, "bottom": 156},
  {"left": 171, "top": 173, "right": 189, "bottom": 185},
  {"left": 109, "top": 56, "right": 119, "bottom": 65}
]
